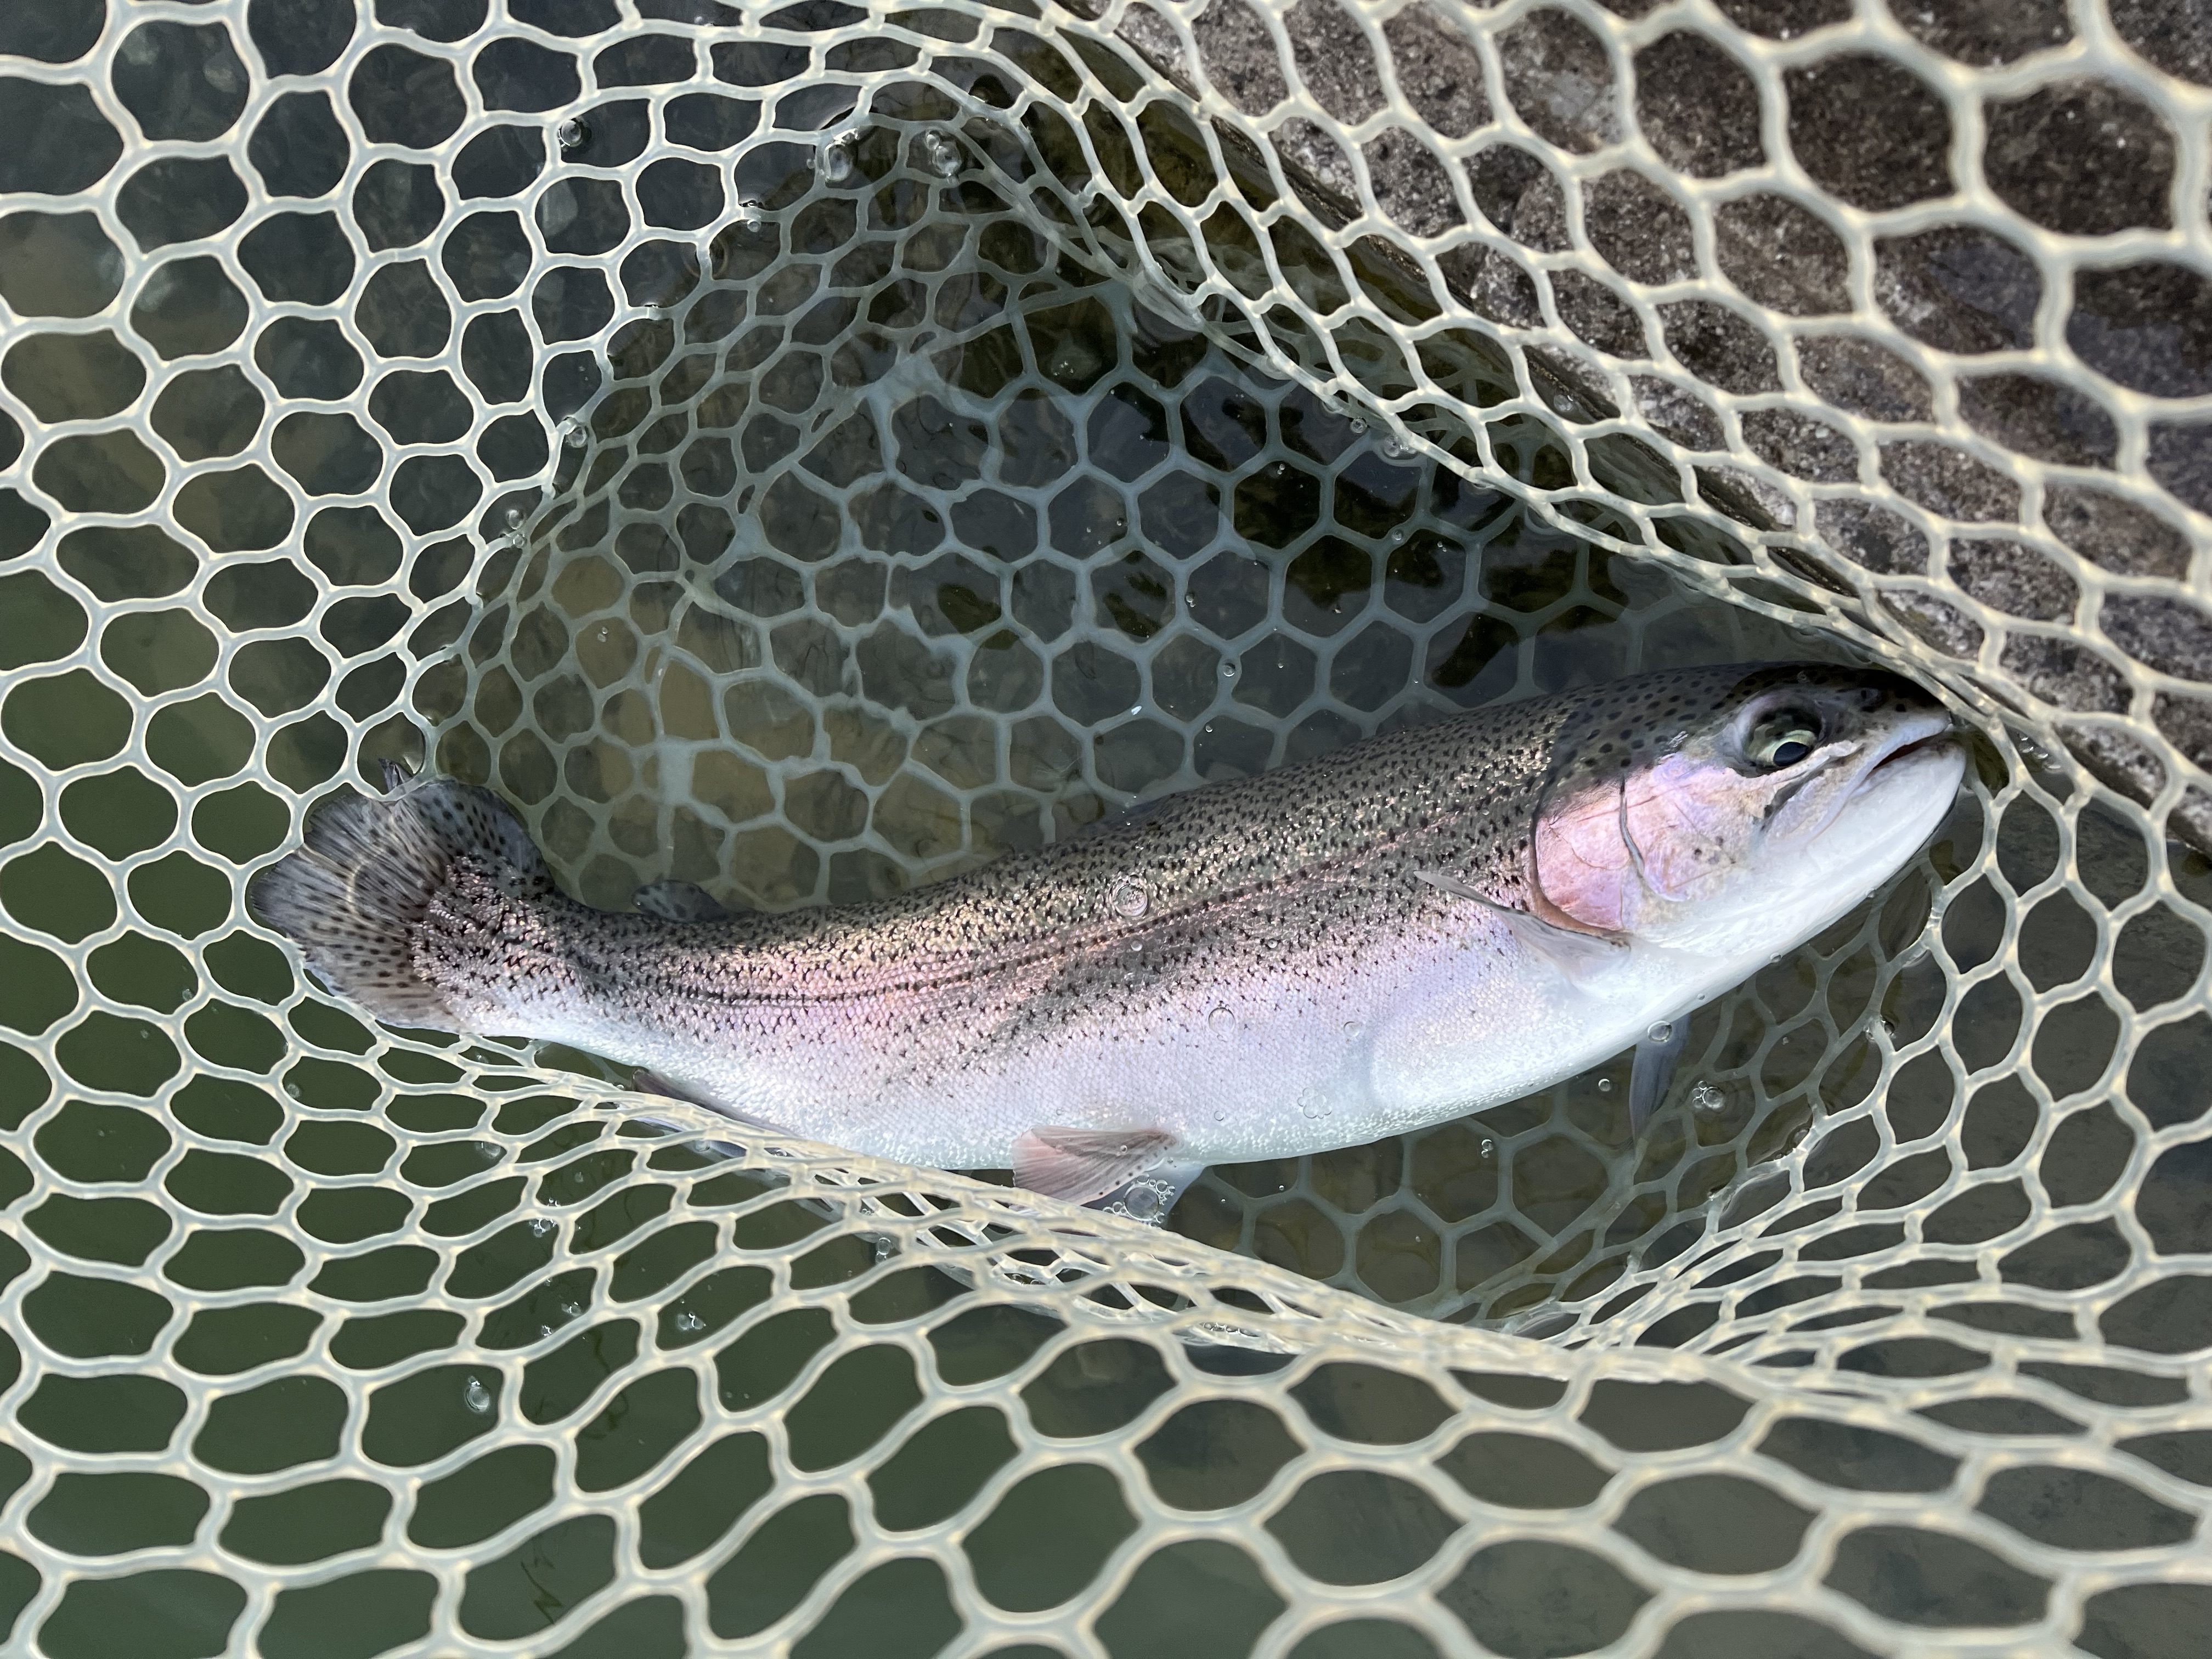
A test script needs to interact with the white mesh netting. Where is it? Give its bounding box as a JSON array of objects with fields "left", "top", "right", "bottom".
[{"left": 2, "top": 0, "right": 2211, "bottom": 1652}]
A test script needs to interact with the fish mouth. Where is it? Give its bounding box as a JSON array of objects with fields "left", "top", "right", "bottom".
[
  {"left": 1855, "top": 712, "right": 1960, "bottom": 791},
  {"left": 1769, "top": 711, "right": 1959, "bottom": 844}
]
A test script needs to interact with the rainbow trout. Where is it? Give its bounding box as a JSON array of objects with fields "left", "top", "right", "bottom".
[{"left": 253, "top": 663, "right": 1961, "bottom": 1215}]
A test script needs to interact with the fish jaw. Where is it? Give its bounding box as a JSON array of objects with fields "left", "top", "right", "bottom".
[{"left": 1633, "top": 737, "right": 1963, "bottom": 961}]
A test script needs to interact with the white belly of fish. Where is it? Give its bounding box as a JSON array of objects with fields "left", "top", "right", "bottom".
[{"left": 599, "top": 911, "right": 1742, "bottom": 1175}]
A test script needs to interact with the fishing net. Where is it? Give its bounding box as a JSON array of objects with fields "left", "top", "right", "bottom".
[{"left": 2, "top": 0, "right": 2209, "bottom": 1651}]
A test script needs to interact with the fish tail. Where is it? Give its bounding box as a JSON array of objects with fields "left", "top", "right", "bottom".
[{"left": 247, "top": 764, "right": 552, "bottom": 1026}]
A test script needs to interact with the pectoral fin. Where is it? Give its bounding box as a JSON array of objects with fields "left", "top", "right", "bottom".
[
  {"left": 1013, "top": 1127, "right": 1178, "bottom": 1206},
  {"left": 1628, "top": 1021, "right": 1684, "bottom": 1134},
  {"left": 1415, "top": 867, "right": 1622, "bottom": 984}
]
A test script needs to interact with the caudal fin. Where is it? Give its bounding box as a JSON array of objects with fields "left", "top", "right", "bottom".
[{"left": 247, "top": 764, "right": 551, "bottom": 1027}]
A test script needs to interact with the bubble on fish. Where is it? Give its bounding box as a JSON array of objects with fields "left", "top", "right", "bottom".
[
  {"left": 1107, "top": 877, "right": 1150, "bottom": 919},
  {"left": 556, "top": 116, "right": 589, "bottom": 152},
  {"left": 462, "top": 1376, "right": 492, "bottom": 1414}
]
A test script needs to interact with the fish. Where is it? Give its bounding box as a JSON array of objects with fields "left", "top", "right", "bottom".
[{"left": 250, "top": 662, "right": 1963, "bottom": 1218}]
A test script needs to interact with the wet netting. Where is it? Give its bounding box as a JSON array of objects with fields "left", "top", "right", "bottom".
[{"left": 2, "top": 0, "right": 2210, "bottom": 1652}]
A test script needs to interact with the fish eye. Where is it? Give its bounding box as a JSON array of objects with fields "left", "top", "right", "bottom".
[{"left": 1749, "top": 708, "right": 1821, "bottom": 771}]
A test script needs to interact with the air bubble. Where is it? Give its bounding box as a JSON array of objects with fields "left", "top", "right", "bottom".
[
  {"left": 503, "top": 506, "right": 523, "bottom": 531},
  {"left": 556, "top": 118, "right": 589, "bottom": 153},
  {"left": 558, "top": 418, "right": 587, "bottom": 449},
  {"left": 1691, "top": 1082, "right": 1727, "bottom": 1116},
  {"left": 1107, "top": 877, "right": 1150, "bottom": 919},
  {"left": 1596, "top": 1076, "right": 1613, "bottom": 1093},
  {"left": 1647, "top": 1022, "right": 1673, "bottom": 1044},
  {"left": 528, "top": 1217, "right": 554, "bottom": 1236},
  {"left": 921, "top": 127, "right": 961, "bottom": 178},
  {"left": 1381, "top": 433, "right": 1413, "bottom": 459},
  {"left": 1124, "top": 1184, "right": 1163, "bottom": 1221},
  {"left": 674, "top": 1310, "right": 704, "bottom": 1332},
  {"left": 462, "top": 1376, "right": 492, "bottom": 1414},
  {"left": 1480, "top": 1136, "right": 1496, "bottom": 1161},
  {"left": 821, "top": 138, "right": 855, "bottom": 183},
  {"left": 1299, "top": 1088, "right": 1330, "bottom": 1120},
  {"left": 1208, "top": 1006, "right": 1235, "bottom": 1031},
  {"left": 1220, "top": 661, "right": 1238, "bottom": 678},
  {"left": 1348, "top": 417, "right": 1368, "bottom": 434}
]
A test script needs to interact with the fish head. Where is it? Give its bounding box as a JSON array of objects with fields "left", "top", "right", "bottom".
[{"left": 1530, "top": 664, "right": 1965, "bottom": 954}]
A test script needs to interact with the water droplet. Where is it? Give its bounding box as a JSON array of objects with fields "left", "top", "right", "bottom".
[
  {"left": 462, "top": 1376, "right": 492, "bottom": 1414},
  {"left": 821, "top": 138, "right": 855, "bottom": 183},
  {"left": 556, "top": 117, "right": 589, "bottom": 151},
  {"left": 921, "top": 127, "right": 961, "bottom": 178},
  {"left": 1208, "top": 1006, "right": 1235, "bottom": 1032},
  {"left": 1107, "top": 877, "right": 1150, "bottom": 919},
  {"left": 558, "top": 417, "right": 587, "bottom": 449},
  {"left": 674, "top": 1310, "right": 704, "bottom": 1332},
  {"left": 1646, "top": 1021, "right": 1673, "bottom": 1045},
  {"left": 1596, "top": 1076, "right": 1613, "bottom": 1094}
]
